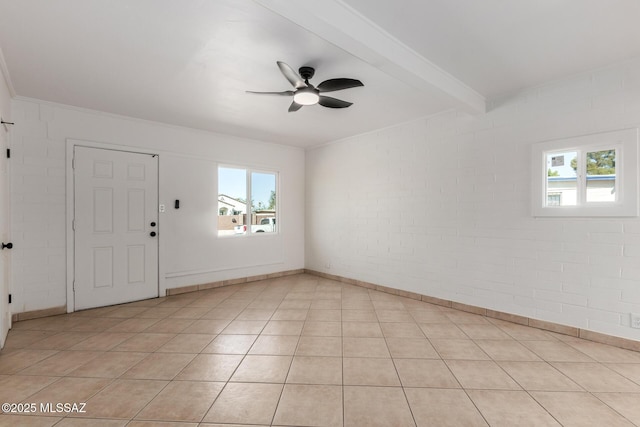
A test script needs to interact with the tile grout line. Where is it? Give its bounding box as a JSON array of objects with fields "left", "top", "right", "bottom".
[
  {"left": 268, "top": 290, "right": 308, "bottom": 426},
  {"left": 341, "top": 301, "right": 345, "bottom": 427},
  {"left": 204, "top": 284, "right": 276, "bottom": 425},
  {"left": 119, "top": 287, "right": 241, "bottom": 424},
  {"left": 409, "top": 306, "right": 485, "bottom": 426}
]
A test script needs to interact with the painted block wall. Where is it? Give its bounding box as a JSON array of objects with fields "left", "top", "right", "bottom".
[
  {"left": 10, "top": 98, "right": 305, "bottom": 313},
  {"left": 0, "top": 63, "right": 12, "bottom": 343},
  {"left": 306, "top": 58, "right": 640, "bottom": 341}
]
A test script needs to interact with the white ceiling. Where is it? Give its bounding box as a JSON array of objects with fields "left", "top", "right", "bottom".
[{"left": 1, "top": 0, "right": 640, "bottom": 148}]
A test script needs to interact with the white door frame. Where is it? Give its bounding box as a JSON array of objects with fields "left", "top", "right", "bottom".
[
  {"left": 0, "top": 124, "right": 10, "bottom": 347},
  {"left": 65, "top": 139, "right": 162, "bottom": 313}
]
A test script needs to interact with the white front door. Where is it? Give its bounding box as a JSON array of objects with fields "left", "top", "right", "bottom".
[{"left": 74, "top": 146, "right": 159, "bottom": 310}]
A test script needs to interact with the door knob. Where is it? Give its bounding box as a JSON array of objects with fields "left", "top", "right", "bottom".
[
  {"left": 1, "top": 242, "right": 12, "bottom": 250},
  {"left": 150, "top": 222, "right": 156, "bottom": 227},
  {"left": 150, "top": 232, "right": 157, "bottom": 237}
]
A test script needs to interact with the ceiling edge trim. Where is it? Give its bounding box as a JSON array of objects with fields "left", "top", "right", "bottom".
[
  {"left": 254, "top": 0, "right": 486, "bottom": 114},
  {"left": 0, "top": 46, "right": 16, "bottom": 97},
  {"left": 305, "top": 108, "right": 458, "bottom": 151},
  {"left": 12, "top": 95, "right": 305, "bottom": 152}
]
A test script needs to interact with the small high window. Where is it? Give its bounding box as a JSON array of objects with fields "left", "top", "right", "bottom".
[{"left": 532, "top": 129, "right": 638, "bottom": 217}]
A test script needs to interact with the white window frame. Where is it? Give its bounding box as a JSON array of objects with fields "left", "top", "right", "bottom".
[
  {"left": 532, "top": 128, "right": 639, "bottom": 217},
  {"left": 217, "top": 165, "right": 279, "bottom": 237}
]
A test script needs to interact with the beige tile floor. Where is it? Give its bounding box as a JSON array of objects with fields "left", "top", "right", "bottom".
[{"left": 1, "top": 273, "right": 640, "bottom": 426}]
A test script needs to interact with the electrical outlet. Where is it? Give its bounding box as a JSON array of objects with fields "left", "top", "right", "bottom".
[{"left": 631, "top": 313, "right": 640, "bottom": 329}]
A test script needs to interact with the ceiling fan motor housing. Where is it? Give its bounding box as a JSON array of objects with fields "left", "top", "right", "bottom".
[{"left": 299, "top": 66, "right": 315, "bottom": 81}]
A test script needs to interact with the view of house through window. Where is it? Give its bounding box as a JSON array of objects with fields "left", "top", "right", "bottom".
[
  {"left": 545, "top": 148, "right": 616, "bottom": 207},
  {"left": 218, "top": 166, "right": 277, "bottom": 236},
  {"left": 546, "top": 151, "right": 578, "bottom": 206},
  {"left": 585, "top": 149, "right": 616, "bottom": 203}
]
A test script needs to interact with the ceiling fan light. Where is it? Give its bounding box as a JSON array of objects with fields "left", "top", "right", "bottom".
[{"left": 293, "top": 88, "right": 319, "bottom": 105}]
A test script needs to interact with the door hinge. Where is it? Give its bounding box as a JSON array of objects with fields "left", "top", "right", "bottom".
[
  {"left": 6, "top": 149, "right": 9, "bottom": 159},
  {"left": 8, "top": 294, "right": 11, "bottom": 304},
  {"left": 72, "top": 219, "right": 75, "bottom": 231},
  {"left": 72, "top": 157, "right": 75, "bottom": 169}
]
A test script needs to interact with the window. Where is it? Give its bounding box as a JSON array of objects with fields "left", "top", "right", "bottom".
[
  {"left": 586, "top": 149, "right": 616, "bottom": 203},
  {"left": 545, "top": 150, "right": 579, "bottom": 207},
  {"left": 532, "top": 129, "right": 638, "bottom": 217},
  {"left": 217, "top": 166, "right": 278, "bottom": 236},
  {"left": 547, "top": 193, "right": 562, "bottom": 206}
]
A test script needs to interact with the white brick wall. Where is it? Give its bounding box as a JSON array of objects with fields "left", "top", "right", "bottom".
[
  {"left": 10, "top": 99, "right": 305, "bottom": 313},
  {"left": 306, "top": 57, "right": 640, "bottom": 341},
  {"left": 10, "top": 102, "right": 68, "bottom": 312}
]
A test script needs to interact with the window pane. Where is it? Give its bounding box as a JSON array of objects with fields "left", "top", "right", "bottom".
[
  {"left": 546, "top": 151, "right": 577, "bottom": 206},
  {"left": 250, "top": 172, "right": 276, "bottom": 234},
  {"left": 547, "top": 193, "right": 561, "bottom": 206},
  {"left": 586, "top": 149, "right": 616, "bottom": 203},
  {"left": 218, "top": 167, "right": 247, "bottom": 236}
]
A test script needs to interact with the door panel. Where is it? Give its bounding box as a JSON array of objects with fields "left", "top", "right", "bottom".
[
  {"left": 93, "top": 188, "right": 113, "bottom": 232},
  {"left": 127, "top": 245, "right": 146, "bottom": 283},
  {"left": 74, "top": 146, "right": 158, "bottom": 310},
  {"left": 127, "top": 189, "right": 145, "bottom": 231},
  {"left": 93, "top": 247, "right": 114, "bottom": 288}
]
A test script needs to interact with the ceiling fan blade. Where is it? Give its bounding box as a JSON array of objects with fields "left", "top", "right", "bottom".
[
  {"left": 318, "top": 96, "right": 353, "bottom": 108},
  {"left": 317, "top": 78, "right": 364, "bottom": 93},
  {"left": 277, "top": 61, "right": 307, "bottom": 89},
  {"left": 288, "top": 101, "right": 303, "bottom": 112},
  {"left": 246, "top": 90, "right": 294, "bottom": 96}
]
